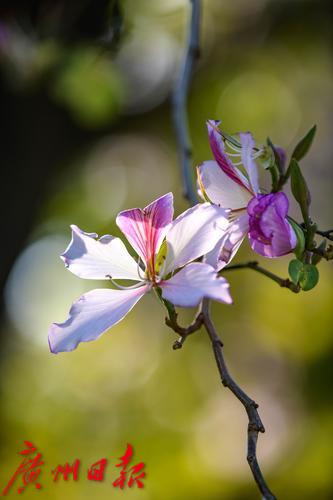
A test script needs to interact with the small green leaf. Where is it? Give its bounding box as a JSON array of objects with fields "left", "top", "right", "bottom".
[
  {"left": 288, "top": 218, "right": 305, "bottom": 260},
  {"left": 288, "top": 259, "right": 303, "bottom": 285},
  {"left": 299, "top": 264, "right": 319, "bottom": 291},
  {"left": 288, "top": 259, "right": 319, "bottom": 291},
  {"left": 290, "top": 159, "right": 311, "bottom": 223},
  {"left": 292, "top": 125, "right": 317, "bottom": 161}
]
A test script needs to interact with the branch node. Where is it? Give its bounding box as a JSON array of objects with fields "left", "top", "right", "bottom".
[{"left": 172, "top": 339, "right": 183, "bottom": 350}]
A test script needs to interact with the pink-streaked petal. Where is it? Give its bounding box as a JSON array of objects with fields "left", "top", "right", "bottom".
[
  {"left": 198, "top": 161, "right": 252, "bottom": 210},
  {"left": 160, "top": 262, "right": 232, "bottom": 307},
  {"left": 61, "top": 225, "right": 142, "bottom": 281},
  {"left": 205, "top": 213, "right": 249, "bottom": 270},
  {"left": 207, "top": 120, "right": 251, "bottom": 191},
  {"left": 164, "top": 203, "right": 229, "bottom": 275},
  {"left": 240, "top": 132, "right": 259, "bottom": 195},
  {"left": 116, "top": 193, "right": 174, "bottom": 268},
  {"left": 48, "top": 285, "right": 150, "bottom": 353}
]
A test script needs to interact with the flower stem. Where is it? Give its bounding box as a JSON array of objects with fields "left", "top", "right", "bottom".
[
  {"left": 201, "top": 298, "right": 277, "bottom": 500},
  {"left": 172, "top": 0, "right": 201, "bottom": 205},
  {"left": 223, "top": 261, "right": 300, "bottom": 293}
]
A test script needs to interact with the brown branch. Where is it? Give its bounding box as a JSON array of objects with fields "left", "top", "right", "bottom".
[
  {"left": 172, "top": 0, "right": 200, "bottom": 205},
  {"left": 314, "top": 228, "right": 333, "bottom": 241},
  {"left": 165, "top": 306, "right": 203, "bottom": 349},
  {"left": 201, "top": 298, "right": 277, "bottom": 500},
  {"left": 312, "top": 245, "right": 333, "bottom": 261},
  {"left": 223, "top": 261, "right": 300, "bottom": 293}
]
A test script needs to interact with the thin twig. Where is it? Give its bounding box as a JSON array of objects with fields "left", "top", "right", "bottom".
[
  {"left": 201, "top": 298, "right": 277, "bottom": 500},
  {"left": 165, "top": 307, "right": 203, "bottom": 349},
  {"left": 172, "top": 0, "right": 200, "bottom": 205},
  {"left": 223, "top": 261, "right": 300, "bottom": 293},
  {"left": 315, "top": 229, "right": 333, "bottom": 241},
  {"left": 312, "top": 245, "right": 333, "bottom": 261}
]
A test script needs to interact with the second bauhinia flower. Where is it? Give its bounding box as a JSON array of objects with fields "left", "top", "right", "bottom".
[
  {"left": 48, "top": 193, "right": 232, "bottom": 354},
  {"left": 197, "top": 120, "right": 297, "bottom": 269}
]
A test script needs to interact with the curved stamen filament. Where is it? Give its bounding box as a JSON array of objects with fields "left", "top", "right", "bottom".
[
  {"left": 105, "top": 275, "right": 146, "bottom": 290},
  {"left": 136, "top": 258, "right": 147, "bottom": 281},
  {"left": 226, "top": 141, "right": 242, "bottom": 153}
]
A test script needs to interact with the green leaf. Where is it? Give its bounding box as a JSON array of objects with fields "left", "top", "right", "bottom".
[
  {"left": 299, "top": 264, "right": 319, "bottom": 291},
  {"left": 288, "top": 259, "right": 303, "bottom": 285},
  {"left": 288, "top": 259, "right": 319, "bottom": 291},
  {"left": 290, "top": 159, "right": 311, "bottom": 223},
  {"left": 288, "top": 218, "right": 305, "bottom": 260},
  {"left": 292, "top": 125, "right": 317, "bottom": 161}
]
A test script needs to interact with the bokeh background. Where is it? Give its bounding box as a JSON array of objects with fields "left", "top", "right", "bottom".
[{"left": 0, "top": 0, "right": 333, "bottom": 499}]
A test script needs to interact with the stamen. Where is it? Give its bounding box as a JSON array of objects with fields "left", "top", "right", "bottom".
[
  {"left": 105, "top": 275, "right": 146, "bottom": 290},
  {"left": 252, "top": 149, "right": 264, "bottom": 159},
  {"left": 226, "top": 141, "right": 242, "bottom": 153},
  {"left": 136, "top": 258, "right": 146, "bottom": 280}
]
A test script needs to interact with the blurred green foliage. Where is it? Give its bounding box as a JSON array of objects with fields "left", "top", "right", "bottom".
[{"left": 53, "top": 47, "right": 124, "bottom": 127}]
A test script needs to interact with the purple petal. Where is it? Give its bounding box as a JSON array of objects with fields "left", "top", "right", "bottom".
[
  {"left": 61, "top": 225, "right": 142, "bottom": 281},
  {"left": 160, "top": 262, "right": 232, "bottom": 307},
  {"left": 164, "top": 203, "right": 229, "bottom": 275},
  {"left": 239, "top": 132, "right": 259, "bottom": 194},
  {"left": 48, "top": 285, "right": 150, "bottom": 353},
  {"left": 116, "top": 193, "right": 174, "bottom": 270},
  {"left": 206, "top": 120, "right": 251, "bottom": 191},
  {"left": 198, "top": 161, "right": 252, "bottom": 210},
  {"left": 247, "top": 193, "right": 296, "bottom": 258}
]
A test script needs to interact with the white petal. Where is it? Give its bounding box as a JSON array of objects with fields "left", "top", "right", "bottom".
[
  {"left": 160, "top": 262, "right": 232, "bottom": 307},
  {"left": 164, "top": 203, "right": 229, "bottom": 275},
  {"left": 205, "top": 213, "right": 249, "bottom": 270},
  {"left": 48, "top": 285, "right": 150, "bottom": 353},
  {"left": 62, "top": 225, "right": 142, "bottom": 281},
  {"left": 240, "top": 132, "right": 259, "bottom": 195},
  {"left": 198, "top": 161, "right": 253, "bottom": 210}
]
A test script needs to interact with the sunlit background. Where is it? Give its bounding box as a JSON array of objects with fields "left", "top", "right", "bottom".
[{"left": 0, "top": 1, "right": 333, "bottom": 499}]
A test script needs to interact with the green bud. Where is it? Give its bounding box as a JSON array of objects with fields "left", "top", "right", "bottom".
[
  {"left": 292, "top": 125, "right": 317, "bottom": 161},
  {"left": 290, "top": 159, "right": 311, "bottom": 223}
]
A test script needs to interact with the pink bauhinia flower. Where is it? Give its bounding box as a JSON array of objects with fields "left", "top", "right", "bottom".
[
  {"left": 48, "top": 193, "right": 232, "bottom": 353},
  {"left": 197, "top": 120, "right": 296, "bottom": 269}
]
